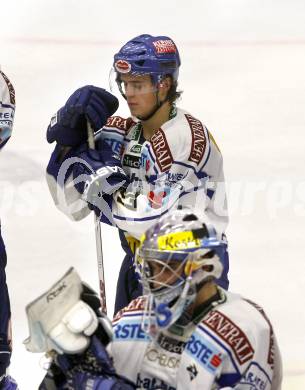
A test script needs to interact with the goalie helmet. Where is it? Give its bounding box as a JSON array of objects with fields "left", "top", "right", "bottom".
[{"left": 136, "top": 209, "right": 226, "bottom": 332}]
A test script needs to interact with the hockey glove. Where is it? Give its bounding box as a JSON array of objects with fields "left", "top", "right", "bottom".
[
  {"left": 0, "top": 338, "right": 12, "bottom": 380},
  {"left": 72, "top": 141, "right": 129, "bottom": 209},
  {"left": 54, "top": 336, "right": 136, "bottom": 390},
  {"left": 24, "top": 268, "right": 101, "bottom": 355},
  {"left": 46, "top": 86, "right": 119, "bottom": 147},
  {"left": 0, "top": 375, "right": 19, "bottom": 390}
]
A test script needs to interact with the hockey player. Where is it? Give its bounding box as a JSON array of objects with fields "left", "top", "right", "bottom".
[
  {"left": 24, "top": 209, "right": 282, "bottom": 389},
  {"left": 0, "top": 70, "right": 18, "bottom": 389},
  {"left": 45, "top": 34, "right": 229, "bottom": 314}
]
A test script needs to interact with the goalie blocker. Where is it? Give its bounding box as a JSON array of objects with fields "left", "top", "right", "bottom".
[{"left": 24, "top": 268, "right": 135, "bottom": 390}]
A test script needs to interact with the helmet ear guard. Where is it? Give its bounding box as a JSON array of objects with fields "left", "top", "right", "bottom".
[{"left": 184, "top": 249, "right": 224, "bottom": 285}]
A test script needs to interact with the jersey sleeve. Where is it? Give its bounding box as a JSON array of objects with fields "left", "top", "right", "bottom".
[
  {"left": 111, "top": 110, "right": 228, "bottom": 239},
  {"left": 46, "top": 144, "right": 92, "bottom": 222},
  {"left": 45, "top": 116, "right": 129, "bottom": 223},
  {"left": 210, "top": 299, "right": 282, "bottom": 390},
  {"left": 0, "top": 71, "right": 15, "bottom": 150}
]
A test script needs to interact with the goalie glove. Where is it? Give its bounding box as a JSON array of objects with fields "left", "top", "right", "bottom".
[{"left": 23, "top": 268, "right": 111, "bottom": 355}]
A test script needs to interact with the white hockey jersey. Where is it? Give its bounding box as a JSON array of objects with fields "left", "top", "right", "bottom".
[
  {"left": 109, "top": 291, "right": 282, "bottom": 390},
  {"left": 47, "top": 107, "right": 228, "bottom": 240},
  {"left": 0, "top": 70, "right": 15, "bottom": 150}
]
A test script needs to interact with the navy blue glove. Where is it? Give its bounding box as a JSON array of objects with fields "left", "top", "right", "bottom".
[
  {"left": 0, "top": 339, "right": 11, "bottom": 379},
  {"left": 0, "top": 376, "right": 18, "bottom": 390},
  {"left": 72, "top": 141, "right": 129, "bottom": 201},
  {"left": 54, "top": 336, "right": 136, "bottom": 390},
  {"left": 72, "top": 371, "right": 136, "bottom": 390},
  {"left": 47, "top": 86, "right": 119, "bottom": 147}
]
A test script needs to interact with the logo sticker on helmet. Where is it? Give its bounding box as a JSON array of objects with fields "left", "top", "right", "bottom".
[
  {"left": 157, "top": 231, "right": 201, "bottom": 251},
  {"left": 115, "top": 60, "right": 131, "bottom": 73},
  {"left": 153, "top": 40, "right": 177, "bottom": 54}
]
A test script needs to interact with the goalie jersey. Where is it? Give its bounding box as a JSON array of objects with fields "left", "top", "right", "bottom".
[
  {"left": 109, "top": 291, "right": 282, "bottom": 390},
  {"left": 46, "top": 107, "right": 228, "bottom": 240}
]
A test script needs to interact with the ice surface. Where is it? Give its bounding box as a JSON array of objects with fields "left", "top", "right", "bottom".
[{"left": 1, "top": 0, "right": 305, "bottom": 388}]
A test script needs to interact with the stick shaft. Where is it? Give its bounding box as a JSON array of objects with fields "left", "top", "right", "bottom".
[{"left": 87, "top": 121, "right": 107, "bottom": 314}]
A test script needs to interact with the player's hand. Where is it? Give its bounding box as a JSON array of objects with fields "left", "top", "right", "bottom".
[
  {"left": 72, "top": 142, "right": 129, "bottom": 204},
  {"left": 55, "top": 336, "right": 136, "bottom": 390},
  {"left": 46, "top": 86, "right": 119, "bottom": 147},
  {"left": 24, "top": 268, "right": 102, "bottom": 355},
  {"left": 0, "top": 340, "right": 11, "bottom": 380},
  {"left": 0, "top": 375, "right": 19, "bottom": 390}
]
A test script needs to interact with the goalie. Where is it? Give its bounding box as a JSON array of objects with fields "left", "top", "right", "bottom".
[{"left": 24, "top": 210, "right": 282, "bottom": 389}]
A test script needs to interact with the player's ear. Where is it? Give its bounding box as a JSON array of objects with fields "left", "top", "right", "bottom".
[{"left": 158, "top": 76, "right": 172, "bottom": 98}]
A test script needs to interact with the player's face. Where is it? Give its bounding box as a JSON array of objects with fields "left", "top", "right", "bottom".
[
  {"left": 147, "top": 258, "right": 184, "bottom": 290},
  {"left": 120, "top": 74, "right": 158, "bottom": 118}
]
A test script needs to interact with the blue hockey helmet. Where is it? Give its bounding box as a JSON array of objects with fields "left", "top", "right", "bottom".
[
  {"left": 113, "top": 34, "right": 181, "bottom": 85},
  {"left": 136, "top": 209, "right": 226, "bottom": 332}
]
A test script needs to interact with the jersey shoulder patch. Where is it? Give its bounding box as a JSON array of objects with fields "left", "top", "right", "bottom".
[
  {"left": 184, "top": 113, "right": 208, "bottom": 165},
  {"left": 202, "top": 309, "right": 255, "bottom": 365},
  {"left": 243, "top": 299, "right": 275, "bottom": 368},
  {"left": 0, "top": 71, "right": 15, "bottom": 105},
  {"left": 112, "top": 296, "right": 146, "bottom": 324},
  {"left": 150, "top": 128, "right": 174, "bottom": 172},
  {"left": 105, "top": 116, "right": 135, "bottom": 135}
]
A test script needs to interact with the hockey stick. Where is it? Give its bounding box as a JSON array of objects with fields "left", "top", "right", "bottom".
[{"left": 87, "top": 120, "right": 107, "bottom": 315}]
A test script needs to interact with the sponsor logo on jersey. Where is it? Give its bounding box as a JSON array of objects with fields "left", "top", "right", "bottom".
[
  {"left": 186, "top": 333, "right": 222, "bottom": 373},
  {"left": 147, "top": 190, "right": 168, "bottom": 209},
  {"left": 157, "top": 333, "right": 186, "bottom": 354},
  {"left": 117, "top": 188, "right": 140, "bottom": 211},
  {"left": 46, "top": 282, "right": 67, "bottom": 302},
  {"left": 130, "top": 124, "right": 142, "bottom": 140},
  {"left": 113, "top": 297, "right": 146, "bottom": 323},
  {"left": 110, "top": 139, "right": 124, "bottom": 156},
  {"left": 106, "top": 116, "right": 135, "bottom": 132},
  {"left": 0, "top": 71, "right": 15, "bottom": 105},
  {"left": 130, "top": 144, "right": 142, "bottom": 154},
  {"left": 136, "top": 374, "right": 176, "bottom": 390},
  {"left": 244, "top": 299, "right": 275, "bottom": 368},
  {"left": 113, "top": 320, "right": 149, "bottom": 341},
  {"left": 185, "top": 114, "right": 207, "bottom": 165},
  {"left": 165, "top": 172, "right": 187, "bottom": 184},
  {"left": 203, "top": 310, "right": 254, "bottom": 365},
  {"left": 0, "top": 112, "right": 13, "bottom": 120},
  {"left": 152, "top": 39, "right": 177, "bottom": 54},
  {"left": 114, "top": 60, "right": 131, "bottom": 73},
  {"left": 187, "top": 364, "right": 198, "bottom": 381},
  {"left": 123, "top": 154, "right": 141, "bottom": 169},
  {"left": 241, "top": 362, "right": 270, "bottom": 389},
  {"left": 150, "top": 129, "right": 173, "bottom": 172},
  {"left": 145, "top": 347, "right": 180, "bottom": 368}
]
